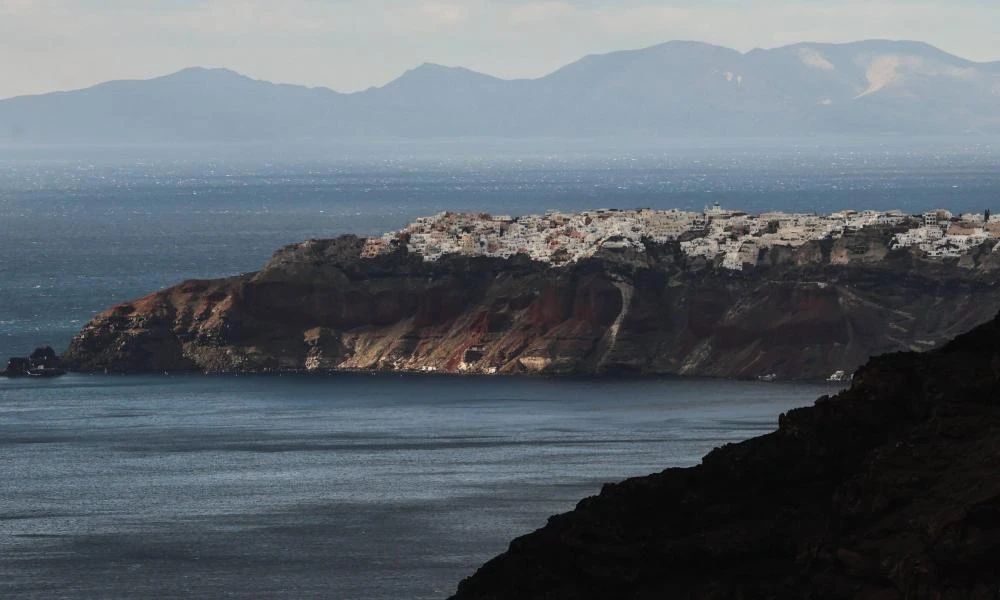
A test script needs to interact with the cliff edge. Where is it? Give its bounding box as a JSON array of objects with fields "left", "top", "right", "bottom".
[
  {"left": 450, "top": 311, "right": 1000, "bottom": 599},
  {"left": 63, "top": 231, "right": 1000, "bottom": 379}
]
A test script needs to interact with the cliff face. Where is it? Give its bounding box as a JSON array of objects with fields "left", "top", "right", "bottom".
[
  {"left": 63, "top": 231, "right": 1000, "bottom": 379},
  {"left": 450, "top": 312, "right": 1000, "bottom": 599}
]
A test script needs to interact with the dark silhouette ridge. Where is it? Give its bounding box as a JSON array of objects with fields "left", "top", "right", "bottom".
[{"left": 450, "top": 311, "right": 1000, "bottom": 599}]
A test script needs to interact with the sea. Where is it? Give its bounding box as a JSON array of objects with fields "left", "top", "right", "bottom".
[
  {"left": 1, "top": 137, "right": 998, "bottom": 598},
  {"left": 2, "top": 374, "right": 835, "bottom": 599}
]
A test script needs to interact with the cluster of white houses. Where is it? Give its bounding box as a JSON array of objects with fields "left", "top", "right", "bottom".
[{"left": 360, "top": 205, "right": 1000, "bottom": 270}]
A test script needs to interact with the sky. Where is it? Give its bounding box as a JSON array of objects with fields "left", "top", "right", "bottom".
[{"left": 2, "top": 0, "right": 999, "bottom": 99}]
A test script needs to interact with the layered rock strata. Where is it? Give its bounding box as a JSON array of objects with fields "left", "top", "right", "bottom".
[{"left": 63, "top": 229, "right": 1000, "bottom": 379}]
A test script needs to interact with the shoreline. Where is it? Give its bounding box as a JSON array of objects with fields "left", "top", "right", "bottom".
[{"left": 7, "top": 366, "right": 850, "bottom": 386}]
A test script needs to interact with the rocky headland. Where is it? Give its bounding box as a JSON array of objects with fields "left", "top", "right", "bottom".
[
  {"left": 450, "top": 310, "right": 1000, "bottom": 599},
  {"left": 62, "top": 224, "right": 1000, "bottom": 380}
]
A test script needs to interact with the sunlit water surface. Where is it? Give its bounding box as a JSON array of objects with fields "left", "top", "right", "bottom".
[{"left": 1, "top": 373, "right": 840, "bottom": 599}]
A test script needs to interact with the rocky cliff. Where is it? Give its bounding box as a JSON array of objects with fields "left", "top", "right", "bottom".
[
  {"left": 63, "top": 229, "right": 1000, "bottom": 379},
  {"left": 450, "top": 311, "right": 1000, "bottom": 599}
]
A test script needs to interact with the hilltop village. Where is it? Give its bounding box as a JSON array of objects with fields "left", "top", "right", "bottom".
[{"left": 361, "top": 204, "right": 1000, "bottom": 270}]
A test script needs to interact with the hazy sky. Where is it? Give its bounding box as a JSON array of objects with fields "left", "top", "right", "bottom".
[{"left": 2, "top": 0, "right": 999, "bottom": 99}]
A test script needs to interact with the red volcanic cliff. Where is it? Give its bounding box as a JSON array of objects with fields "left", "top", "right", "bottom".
[{"left": 62, "top": 230, "right": 1000, "bottom": 379}]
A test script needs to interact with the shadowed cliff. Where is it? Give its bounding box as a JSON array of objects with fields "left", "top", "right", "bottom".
[
  {"left": 450, "top": 311, "right": 1000, "bottom": 599},
  {"left": 62, "top": 230, "right": 1000, "bottom": 380}
]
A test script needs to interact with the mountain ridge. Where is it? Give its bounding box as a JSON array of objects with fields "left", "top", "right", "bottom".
[{"left": 3, "top": 39, "right": 1000, "bottom": 142}]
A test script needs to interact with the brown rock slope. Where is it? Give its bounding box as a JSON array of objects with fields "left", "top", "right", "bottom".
[
  {"left": 450, "top": 312, "right": 1000, "bottom": 599},
  {"left": 63, "top": 230, "right": 1000, "bottom": 379}
]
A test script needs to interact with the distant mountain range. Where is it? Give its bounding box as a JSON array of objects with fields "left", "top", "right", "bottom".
[{"left": 3, "top": 40, "right": 999, "bottom": 143}]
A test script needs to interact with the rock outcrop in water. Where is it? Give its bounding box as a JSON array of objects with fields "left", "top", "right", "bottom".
[
  {"left": 3, "top": 346, "right": 65, "bottom": 377},
  {"left": 450, "top": 311, "right": 1000, "bottom": 599},
  {"left": 63, "top": 228, "right": 1000, "bottom": 379}
]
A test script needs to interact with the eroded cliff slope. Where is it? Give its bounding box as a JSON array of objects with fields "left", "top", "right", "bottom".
[
  {"left": 450, "top": 312, "right": 1000, "bottom": 599},
  {"left": 63, "top": 230, "right": 1000, "bottom": 379}
]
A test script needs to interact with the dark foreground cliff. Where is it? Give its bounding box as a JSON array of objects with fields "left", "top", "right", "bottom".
[
  {"left": 63, "top": 230, "right": 1000, "bottom": 379},
  {"left": 451, "top": 312, "right": 1000, "bottom": 599}
]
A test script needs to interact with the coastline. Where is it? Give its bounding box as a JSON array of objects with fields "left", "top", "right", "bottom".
[
  {"left": 450, "top": 310, "right": 1000, "bottom": 598},
  {"left": 29, "top": 366, "right": 852, "bottom": 386},
  {"left": 58, "top": 217, "right": 1000, "bottom": 381}
]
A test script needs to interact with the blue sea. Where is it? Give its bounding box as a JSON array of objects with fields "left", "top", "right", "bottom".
[
  {"left": 1, "top": 373, "right": 838, "bottom": 599},
  {"left": 0, "top": 138, "right": 997, "bottom": 598}
]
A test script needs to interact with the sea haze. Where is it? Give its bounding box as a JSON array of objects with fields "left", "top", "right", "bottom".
[
  {"left": 1, "top": 139, "right": 998, "bottom": 357},
  {"left": 0, "top": 373, "right": 840, "bottom": 599},
  {"left": 4, "top": 40, "right": 1000, "bottom": 142}
]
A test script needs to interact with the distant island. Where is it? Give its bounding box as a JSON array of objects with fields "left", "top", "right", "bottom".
[
  {"left": 61, "top": 205, "right": 1000, "bottom": 380},
  {"left": 3, "top": 39, "right": 1000, "bottom": 143}
]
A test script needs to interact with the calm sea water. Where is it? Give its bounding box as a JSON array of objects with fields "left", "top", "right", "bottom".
[
  {"left": 0, "top": 373, "right": 839, "bottom": 599},
  {"left": 0, "top": 140, "right": 996, "bottom": 598},
  {"left": 1, "top": 140, "right": 998, "bottom": 356}
]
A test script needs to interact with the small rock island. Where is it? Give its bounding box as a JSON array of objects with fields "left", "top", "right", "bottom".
[
  {"left": 3, "top": 346, "right": 66, "bottom": 378},
  {"left": 62, "top": 206, "right": 1000, "bottom": 380}
]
